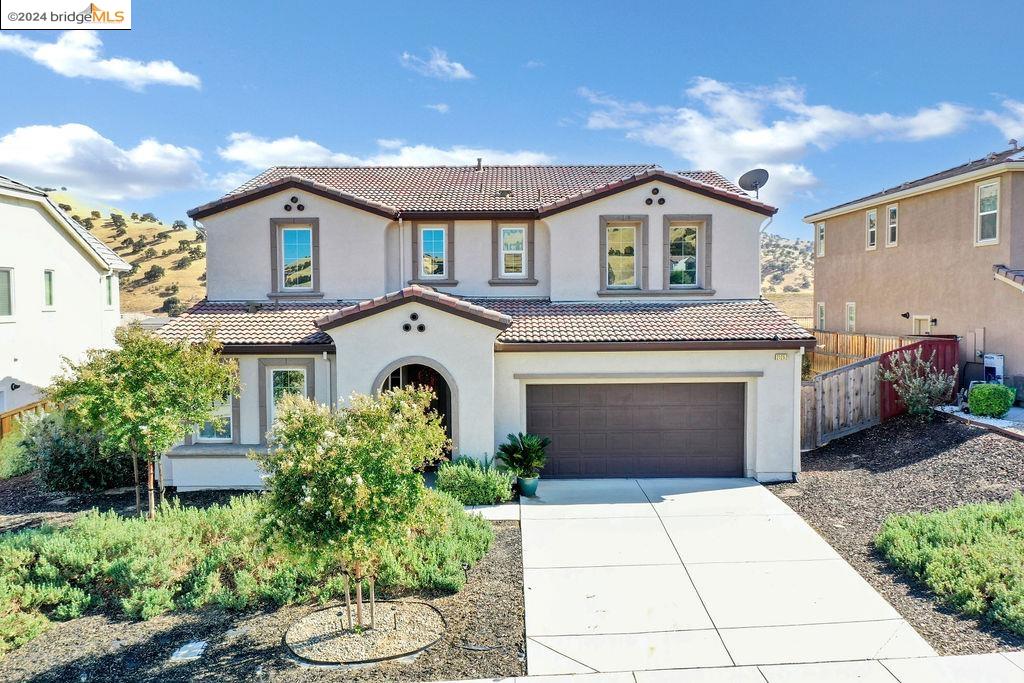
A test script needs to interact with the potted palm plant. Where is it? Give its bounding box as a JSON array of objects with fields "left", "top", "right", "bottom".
[{"left": 496, "top": 432, "right": 550, "bottom": 497}]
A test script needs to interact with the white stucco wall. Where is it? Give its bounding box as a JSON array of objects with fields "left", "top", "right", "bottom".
[
  {"left": 493, "top": 347, "right": 802, "bottom": 481},
  {"left": 203, "top": 190, "right": 392, "bottom": 301},
  {"left": 0, "top": 193, "right": 121, "bottom": 412},
  {"left": 544, "top": 182, "right": 764, "bottom": 301},
  {"left": 325, "top": 302, "right": 502, "bottom": 457}
]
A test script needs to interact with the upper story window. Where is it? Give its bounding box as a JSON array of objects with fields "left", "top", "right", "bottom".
[
  {"left": 0, "top": 268, "right": 12, "bottom": 318},
  {"left": 668, "top": 223, "right": 699, "bottom": 287},
  {"left": 605, "top": 223, "right": 637, "bottom": 288},
  {"left": 886, "top": 205, "right": 898, "bottom": 247},
  {"left": 816, "top": 302, "right": 825, "bottom": 331},
  {"left": 865, "top": 209, "right": 877, "bottom": 250},
  {"left": 43, "top": 270, "right": 54, "bottom": 309},
  {"left": 104, "top": 274, "right": 113, "bottom": 308},
  {"left": 500, "top": 226, "right": 526, "bottom": 277},
  {"left": 281, "top": 226, "right": 314, "bottom": 290},
  {"left": 976, "top": 180, "right": 999, "bottom": 245},
  {"left": 420, "top": 226, "right": 447, "bottom": 278},
  {"left": 816, "top": 222, "right": 825, "bottom": 257}
]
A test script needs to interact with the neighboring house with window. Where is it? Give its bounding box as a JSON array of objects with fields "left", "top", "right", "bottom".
[
  {"left": 806, "top": 145, "right": 1024, "bottom": 392},
  {"left": 0, "top": 176, "right": 130, "bottom": 412},
  {"left": 158, "top": 164, "right": 814, "bottom": 489}
]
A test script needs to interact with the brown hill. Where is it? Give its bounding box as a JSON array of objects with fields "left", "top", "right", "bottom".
[
  {"left": 50, "top": 193, "right": 206, "bottom": 315},
  {"left": 761, "top": 233, "right": 813, "bottom": 326}
]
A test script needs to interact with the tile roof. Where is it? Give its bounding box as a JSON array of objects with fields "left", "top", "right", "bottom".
[
  {"left": 156, "top": 300, "right": 351, "bottom": 346},
  {"left": 994, "top": 264, "right": 1024, "bottom": 290},
  {"left": 157, "top": 296, "right": 813, "bottom": 348},
  {"left": 808, "top": 146, "right": 1024, "bottom": 218},
  {"left": 317, "top": 285, "right": 511, "bottom": 330},
  {"left": 188, "top": 165, "right": 775, "bottom": 218},
  {"left": 0, "top": 175, "right": 130, "bottom": 271},
  {"left": 470, "top": 297, "right": 814, "bottom": 344}
]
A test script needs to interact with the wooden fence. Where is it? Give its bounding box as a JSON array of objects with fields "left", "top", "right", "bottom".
[
  {"left": 801, "top": 336, "right": 960, "bottom": 450},
  {"left": 808, "top": 330, "right": 921, "bottom": 374},
  {"left": 0, "top": 400, "right": 48, "bottom": 441}
]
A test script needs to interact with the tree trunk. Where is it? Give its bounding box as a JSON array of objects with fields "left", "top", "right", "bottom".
[
  {"left": 369, "top": 577, "right": 375, "bottom": 629},
  {"left": 158, "top": 459, "right": 166, "bottom": 506},
  {"left": 344, "top": 574, "right": 353, "bottom": 630},
  {"left": 355, "top": 571, "right": 363, "bottom": 628},
  {"left": 146, "top": 458, "right": 156, "bottom": 520},
  {"left": 132, "top": 452, "right": 141, "bottom": 517}
]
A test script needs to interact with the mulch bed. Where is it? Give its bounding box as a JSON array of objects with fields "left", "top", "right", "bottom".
[
  {"left": 769, "top": 414, "right": 1024, "bottom": 656},
  {"left": 0, "top": 477, "right": 525, "bottom": 682}
]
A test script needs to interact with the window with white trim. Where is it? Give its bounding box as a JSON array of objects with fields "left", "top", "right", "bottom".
[
  {"left": 816, "top": 222, "right": 825, "bottom": 257},
  {"left": 816, "top": 302, "right": 825, "bottom": 331},
  {"left": 605, "top": 223, "right": 637, "bottom": 288},
  {"left": 886, "top": 205, "right": 898, "bottom": 246},
  {"left": 281, "top": 226, "right": 314, "bottom": 289},
  {"left": 668, "top": 223, "right": 699, "bottom": 287},
  {"left": 499, "top": 225, "right": 526, "bottom": 277},
  {"left": 104, "top": 274, "right": 113, "bottom": 308},
  {"left": 420, "top": 226, "right": 447, "bottom": 278},
  {"left": 865, "top": 209, "right": 877, "bottom": 250},
  {"left": 0, "top": 268, "right": 12, "bottom": 317},
  {"left": 197, "top": 395, "right": 232, "bottom": 442},
  {"left": 43, "top": 270, "right": 54, "bottom": 309},
  {"left": 845, "top": 302, "right": 856, "bottom": 332},
  {"left": 976, "top": 180, "right": 999, "bottom": 244},
  {"left": 270, "top": 368, "right": 307, "bottom": 425}
]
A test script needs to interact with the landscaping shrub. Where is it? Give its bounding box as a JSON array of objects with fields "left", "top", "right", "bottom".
[
  {"left": 0, "top": 488, "right": 491, "bottom": 656},
  {"left": 436, "top": 457, "right": 514, "bottom": 505},
  {"left": 876, "top": 493, "right": 1024, "bottom": 636},
  {"left": 20, "top": 412, "right": 133, "bottom": 492},
  {"left": 968, "top": 383, "right": 1016, "bottom": 418},
  {"left": 0, "top": 434, "right": 32, "bottom": 480},
  {"left": 879, "top": 347, "right": 957, "bottom": 419}
]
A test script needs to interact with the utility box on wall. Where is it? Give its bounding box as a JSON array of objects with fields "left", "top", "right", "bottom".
[{"left": 983, "top": 353, "right": 1005, "bottom": 383}]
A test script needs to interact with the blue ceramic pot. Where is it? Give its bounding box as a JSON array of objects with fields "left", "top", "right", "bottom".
[{"left": 517, "top": 476, "right": 539, "bottom": 497}]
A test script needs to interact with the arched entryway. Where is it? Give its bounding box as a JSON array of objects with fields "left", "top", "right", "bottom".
[{"left": 374, "top": 358, "right": 457, "bottom": 451}]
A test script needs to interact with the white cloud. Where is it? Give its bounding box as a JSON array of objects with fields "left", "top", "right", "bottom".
[
  {"left": 0, "top": 31, "right": 200, "bottom": 90},
  {"left": 981, "top": 98, "right": 1024, "bottom": 141},
  {"left": 219, "top": 133, "right": 553, "bottom": 172},
  {"left": 0, "top": 123, "right": 203, "bottom": 199},
  {"left": 524, "top": 60, "right": 544, "bottom": 69},
  {"left": 400, "top": 47, "right": 474, "bottom": 80},
  {"left": 424, "top": 103, "right": 450, "bottom": 114},
  {"left": 579, "top": 78, "right": 976, "bottom": 203}
]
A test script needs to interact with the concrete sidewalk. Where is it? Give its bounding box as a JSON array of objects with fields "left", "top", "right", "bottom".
[{"left": 518, "top": 478, "right": 933, "bottom": 675}]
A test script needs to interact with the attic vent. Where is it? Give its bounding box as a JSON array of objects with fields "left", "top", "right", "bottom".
[{"left": 496, "top": 188, "right": 514, "bottom": 198}]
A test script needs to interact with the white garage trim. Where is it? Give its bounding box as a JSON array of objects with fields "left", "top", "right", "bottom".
[{"left": 512, "top": 371, "right": 764, "bottom": 380}]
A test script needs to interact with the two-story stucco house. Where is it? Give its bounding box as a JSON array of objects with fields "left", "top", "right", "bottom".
[
  {"left": 0, "top": 176, "right": 130, "bottom": 412},
  {"left": 157, "top": 164, "right": 814, "bottom": 490},
  {"left": 805, "top": 146, "right": 1024, "bottom": 394}
]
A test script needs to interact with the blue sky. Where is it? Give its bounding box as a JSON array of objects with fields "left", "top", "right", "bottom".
[{"left": 0, "top": 0, "right": 1021, "bottom": 239}]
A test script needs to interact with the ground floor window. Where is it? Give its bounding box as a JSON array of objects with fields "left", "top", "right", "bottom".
[
  {"left": 912, "top": 315, "right": 932, "bottom": 335},
  {"left": 845, "top": 302, "right": 856, "bottom": 332},
  {"left": 270, "top": 368, "right": 307, "bottom": 424},
  {"left": 197, "top": 397, "right": 232, "bottom": 442}
]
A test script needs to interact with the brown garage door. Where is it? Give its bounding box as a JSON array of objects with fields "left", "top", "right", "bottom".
[{"left": 526, "top": 383, "right": 745, "bottom": 477}]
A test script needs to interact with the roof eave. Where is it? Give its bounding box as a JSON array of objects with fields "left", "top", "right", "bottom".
[
  {"left": 804, "top": 160, "right": 1024, "bottom": 223},
  {"left": 494, "top": 339, "right": 816, "bottom": 352},
  {"left": 188, "top": 177, "right": 398, "bottom": 220}
]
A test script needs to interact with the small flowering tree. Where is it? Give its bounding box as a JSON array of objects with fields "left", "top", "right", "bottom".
[{"left": 253, "top": 387, "right": 448, "bottom": 629}]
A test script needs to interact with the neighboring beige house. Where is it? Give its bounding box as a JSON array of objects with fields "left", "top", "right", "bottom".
[
  {"left": 0, "top": 176, "right": 130, "bottom": 412},
  {"left": 157, "top": 164, "right": 814, "bottom": 490},
  {"left": 805, "top": 146, "right": 1024, "bottom": 393}
]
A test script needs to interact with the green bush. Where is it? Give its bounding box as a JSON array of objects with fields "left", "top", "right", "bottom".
[
  {"left": 0, "top": 425, "right": 33, "bottom": 480},
  {"left": 436, "top": 458, "right": 514, "bottom": 505},
  {"left": 879, "top": 347, "right": 957, "bottom": 419},
  {"left": 968, "top": 383, "right": 1016, "bottom": 418},
  {"left": 0, "top": 488, "right": 491, "bottom": 656},
  {"left": 876, "top": 493, "right": 1024, "bottom": 635},
  {"left": 20, "top": 412, "right": 134, "bottom": 492},
  {"left": 497, "top": 432, "right": 551, "bottom": 478}
]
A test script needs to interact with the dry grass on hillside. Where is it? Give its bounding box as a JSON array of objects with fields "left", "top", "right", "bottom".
[{"left": 51, "top": 193, "right": 207, "bottom": 315}]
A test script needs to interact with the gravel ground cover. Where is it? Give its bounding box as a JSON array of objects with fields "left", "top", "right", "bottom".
[
  {"left": 0, "top": 476, "right": 525, "bottom": 682},
  {"left": 770, "top": 414, "right": 1024, "bottom": 655}
]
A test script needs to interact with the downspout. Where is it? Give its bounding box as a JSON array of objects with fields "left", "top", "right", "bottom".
[{"left": 397, "top": 212, "right": 404, "bottom": 288}]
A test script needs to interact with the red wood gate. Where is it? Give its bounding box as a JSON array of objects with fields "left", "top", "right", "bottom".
[{"left": 879, "top": 337, "right": 960, "bottom": 420}]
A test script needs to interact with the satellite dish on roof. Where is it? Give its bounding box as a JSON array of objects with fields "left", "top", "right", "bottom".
[{"left": 738, "top": 168, "right": 770, "bottom": 198}]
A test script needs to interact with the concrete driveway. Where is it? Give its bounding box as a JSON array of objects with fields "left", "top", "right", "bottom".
[{"left": 521, "top": 478, "right": 934, "bottom": 675}]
